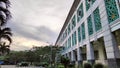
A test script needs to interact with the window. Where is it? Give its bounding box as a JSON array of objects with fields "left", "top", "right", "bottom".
[
  {"left": 118, "top": 0, "right": 120, "bottom": 9},
  {"left": 86, "top": 0, "right": 96, "bottom": 11},
  {"left": 77, "top": 3, "right": 84, "bottom": 22},
  {"left": 74, "top": 31, "right": 77, "bottom": 45},
  {"left": 82, "top": 53, "right": 87, "bottom": 60},
  {"left": 87, "top": 15, "right": 93, "bottom": 35},
  {"left": 78, "top": 27, "right": 81, "bottom": 42},
  {"left": 65, "top": 29, "right": 67, "bottom": 38},
  {"left": 65, "top": 41, "right": 68, "bottom": 49},
  {"left": 72, "top": 16, "right": 76, "bottom": 29},
  {"left": 93, "top": 7, "right": 102, "bottom": 31},
  {"left": 72, "top": 34, "right": 74, "bottom": 46},
  {"left": 68, "top": 24, "right": 71, "bottom": 34},
  {"left": 68, "top": 37, "right": 71, "bottom": 48},
  {"left": 72, "top": 31, "right": 77, "bottom": 46},
  {"left": 81, "top": 23, "right": 86, "bottom": 40},
  {"left": 104, "top": 0, "right": 119, "bottom": 23},
  {"left": 94, "top": 51, "right": 99, "bottom": 60}
]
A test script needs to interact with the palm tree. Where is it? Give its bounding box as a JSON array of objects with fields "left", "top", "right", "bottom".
[
  {"left": 0, "top": 0, "right": 11, "bottom": 26},
  {"left": 60, "top": 56, "right": 70, "bottom": 68},
  {"left": 0, "top": 42, "right": 10, "bottom": 55},
  {"left": 0, "top": 27, "right": 12, "bottom": 44}
]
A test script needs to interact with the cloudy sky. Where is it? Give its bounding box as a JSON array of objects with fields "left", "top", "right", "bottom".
[{"left": 8, "top": 0, "right": 74, "bottom": 51}]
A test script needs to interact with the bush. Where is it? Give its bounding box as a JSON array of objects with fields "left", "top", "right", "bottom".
[
  {"left": 84, "top": 63, "right": 92, "bottom": 68},
  {"left": 68, "top": 63, "right": 74, "bottom": 68},
  {"left": 58, "top": 64, "right": 64, "bottom": 68},
  {"left": 94, "top": 63, "right": 104, "bottom": 68}
]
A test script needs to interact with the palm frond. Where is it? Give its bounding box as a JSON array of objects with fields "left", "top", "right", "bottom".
[
  {"left": 2, "top": 27, "right": 11, "bottom": 32},
  {"left": 0, "top": 35, "right": 12, "bottom": 44},
  {"left": 4, "top": 32, "right": 12, "bottom": 36}
]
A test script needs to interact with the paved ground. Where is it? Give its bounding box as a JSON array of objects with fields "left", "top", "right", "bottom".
[{"left": 0, "top": 65, "right": 44, "bottom": 68}]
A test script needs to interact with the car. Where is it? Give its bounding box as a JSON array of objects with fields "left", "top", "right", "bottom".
[{"left": 17, "top": 62, "right": 29, "bottom": 67}]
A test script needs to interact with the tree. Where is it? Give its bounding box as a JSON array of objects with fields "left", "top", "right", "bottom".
[
  {"left": 0, "top": 42, "right": 10, "bottom": 55},
  {"left": 0, "top": 27, "right": 12, "bottom": 44},
  {"left": 0, "top": 0, "right": 11, "bottom": 26},
  {"left": 60, "top": 56, "right": 70, "bottom": 68}
]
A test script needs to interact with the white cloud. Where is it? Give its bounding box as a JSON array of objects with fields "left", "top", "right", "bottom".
[{"left": 9, "top": 0, "right": 74, "bottom": 51}]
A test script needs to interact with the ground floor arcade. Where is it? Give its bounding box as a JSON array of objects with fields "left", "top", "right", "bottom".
[{"left": 63, "top": 29, "right": 120, "bottom": 68}]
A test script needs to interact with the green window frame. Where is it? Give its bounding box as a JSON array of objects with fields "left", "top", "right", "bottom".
[
  {"left": 87, "top": 15, "right": 93, "bottom": 35},
  {"left": 104, "top": 0, "right": 119, "bottom": 23},
  {"left": 68, "top": 37, "right": 71, "bottom": 48},
  {"left": 93, "top": 7, "right": 102, "bottom": 31},
  {"left": 68, "top": 24, "right": 71, "bottom": 34},
  {"left": 74, "top": 31, "right": 77, "bottom": 45},
  {"left": 65, "top": 29, "right": 67, "bottom": 38},
  {"left": 72, "top": 31, "right": 77, "bottom": 46},
  {"left": 72, "top": 16, "right": 76, "bottom": 29},
  {"left": 77, "top": 3, "right": 84, "bottom": 22},
  {"left": 82, "top": 23, "right": 86, "bottom": 40},
  {"left": 78, "top": 26, "right": 81, "bottom": 42},
  {"left": 72, "top": 34, "right": 74, "bottom": 46}
]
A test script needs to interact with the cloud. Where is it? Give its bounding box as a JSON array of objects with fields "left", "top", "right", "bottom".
[{"left": 8, "top": 0, "right": 74, "bottom": 51}]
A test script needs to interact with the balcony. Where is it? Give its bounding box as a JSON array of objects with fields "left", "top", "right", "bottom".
[{"left": 0, "top": 2, "right": 6, "bottom": 9}]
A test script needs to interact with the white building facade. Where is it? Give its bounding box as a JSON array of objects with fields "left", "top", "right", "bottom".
[{"left": 55, "top": 0, "right": 120, "bottom": 68}]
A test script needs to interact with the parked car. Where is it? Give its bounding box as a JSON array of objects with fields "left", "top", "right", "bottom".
[{"left": 17, "top": 62, "right": 29, "bottom": 67}]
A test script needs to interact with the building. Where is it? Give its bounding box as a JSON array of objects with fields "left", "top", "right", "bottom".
[{"left": 55, "top": 0, "right": 120, "bottom": 68}]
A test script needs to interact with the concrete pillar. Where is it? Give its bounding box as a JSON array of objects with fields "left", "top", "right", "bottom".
[
  {"left": 104, "top": 32, "right": 120, "bottom": 68},
  {"left": 77, "top": 47, "right": 83, "bottom": 68},
  {"left": 99, "top": 0, "right": 120, "bottom": 67},
  {"left": 67, "top": 53, "right": 70, "bottom": 59},
  {"left": 87, "top": 42, "right": 95, "bottom": 65},
  {"left": 71, "top": 50, "right": 75, "bottom": 63}
]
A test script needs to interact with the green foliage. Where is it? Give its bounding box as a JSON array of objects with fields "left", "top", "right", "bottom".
[
  {"left": 94, "top": 63, "right": 104, "bottom": 68},
  {"left": 0, "top": 42, "right": 10, "bottom": 55},
  {"left": 60, "top": 56, "right": 70, "bottom": 68},
  {"left": 0, "top": 27, "right": 12, "bottom": 44},
  {"left": 84, "top": 63, "right": 92, "bottom": 68},
  {"left": 7, "top": 46, "right": 61, "bottom": 65}
]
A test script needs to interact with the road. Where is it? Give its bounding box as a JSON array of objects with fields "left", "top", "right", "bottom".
[{"left": 0, "top": 65, "right": 44, "bottom": 68}]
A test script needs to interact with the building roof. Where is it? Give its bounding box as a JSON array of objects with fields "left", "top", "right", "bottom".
[{"left": 55, "top": 0, "right": 81, "bottom": 45}]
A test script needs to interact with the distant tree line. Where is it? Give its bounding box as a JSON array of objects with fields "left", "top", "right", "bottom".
[{"left": 6, "top": 45, "right": 62, "bottom": 65}]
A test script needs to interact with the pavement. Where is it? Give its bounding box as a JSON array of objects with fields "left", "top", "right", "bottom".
[{"left": 0, "top": 65, "right": 45, "bottom": 68}]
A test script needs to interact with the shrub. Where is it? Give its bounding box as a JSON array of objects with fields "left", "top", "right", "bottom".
[
  {"left": 68, "top": 63, "right": 74, "bottom": 68},
  {"left": 84, "top": 63, "right": 92, "bottom": 68},
  {"left": 94, "top": 63, "right": 104, "bottom": 68}
]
